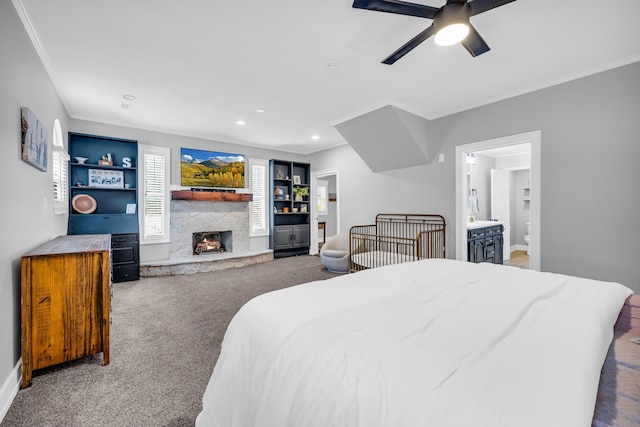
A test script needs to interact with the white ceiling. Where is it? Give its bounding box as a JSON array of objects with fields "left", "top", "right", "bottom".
[{"left": 15, "top": 0, "right": 640, "bottom": 154}]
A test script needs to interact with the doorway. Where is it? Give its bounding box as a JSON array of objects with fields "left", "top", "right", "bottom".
[
  {"left": 310, "top": 169, "right": 341, "bottom": 255},
  {"left": 455, "top": 131, "right": 541, "bottom": 271}
]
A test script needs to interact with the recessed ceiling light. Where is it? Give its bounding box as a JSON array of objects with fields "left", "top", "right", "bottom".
[
  {"left": 236, "top": 120, "right": 246, "bottom": 126},
  {"left": 327, "top": 60, "right": 340, "bottom": 68},
  {"left": 256, "top": 108, "right": 266, "bottom": 113},
  {"left": 311, "top": 135, "right": 320, "bottom": 140},
  {"left": 122, "top": 94, "right": 137, "bottom": 101}
]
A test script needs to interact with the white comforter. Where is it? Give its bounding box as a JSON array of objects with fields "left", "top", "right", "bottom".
[{"left": 196, "top": 259, "right": 632, "bottom": 427}]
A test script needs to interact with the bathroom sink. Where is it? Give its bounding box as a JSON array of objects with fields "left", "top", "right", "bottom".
[{"left": 467, "top": 220, "right": 502, "bottom": 229}]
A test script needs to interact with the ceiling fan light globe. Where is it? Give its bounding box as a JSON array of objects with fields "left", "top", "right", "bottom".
[{"left": 434, "top": 23, "right": 470, "bottom": 46}]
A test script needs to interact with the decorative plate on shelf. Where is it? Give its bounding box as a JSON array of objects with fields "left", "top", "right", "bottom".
[{"left": 72, "top": 194, "right": 97, "bottom": 214}]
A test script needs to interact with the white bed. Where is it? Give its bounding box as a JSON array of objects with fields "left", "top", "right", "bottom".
[{"left": 196, "top": 259, "right": 633, "bottom": 427}]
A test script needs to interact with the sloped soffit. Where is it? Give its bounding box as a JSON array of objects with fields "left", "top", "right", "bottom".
[{"left": 334, "top": 105, "right": 432, "bottom": 173}]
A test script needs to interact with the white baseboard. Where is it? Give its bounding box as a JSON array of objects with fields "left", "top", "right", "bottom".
[
  {"left": 510, "top": 244, "right": 528, "bottom": 252},
  {"left": 0, "top": 358, "right": 21, "bottom": 423}
]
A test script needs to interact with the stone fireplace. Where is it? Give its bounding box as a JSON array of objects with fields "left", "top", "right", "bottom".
[
  {"left": 140, "top": 192, "right": 273, "bottom": 277},
  {"left": 169, "top": 199, "right": 249, "bottom": 259}
]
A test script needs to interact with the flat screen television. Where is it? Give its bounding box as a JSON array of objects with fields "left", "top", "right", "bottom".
[{"left": 180, "top": 147, "right": 245, "bottom": 189}]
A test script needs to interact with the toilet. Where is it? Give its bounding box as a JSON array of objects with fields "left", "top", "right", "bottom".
[{"left": 524, "top": 222, "right": 531, "bottom": 255}]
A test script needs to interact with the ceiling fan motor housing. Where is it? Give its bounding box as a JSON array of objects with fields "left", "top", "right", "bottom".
[{"left": 433, "top": 2, "right": 470, "bottom": 33}]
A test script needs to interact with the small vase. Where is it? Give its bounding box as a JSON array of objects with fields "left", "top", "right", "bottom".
[{"left": 295, "top": 195, "right": 303, "bottom": 202}]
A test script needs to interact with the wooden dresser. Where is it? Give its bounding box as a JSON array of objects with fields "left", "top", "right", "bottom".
[{"left": 21, "top": 234, "right": 111, "bottom": 388}]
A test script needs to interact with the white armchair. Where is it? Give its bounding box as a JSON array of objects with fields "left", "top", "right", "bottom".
[{"left": 320, "top": 233, "right": 350, "bottom": 274}]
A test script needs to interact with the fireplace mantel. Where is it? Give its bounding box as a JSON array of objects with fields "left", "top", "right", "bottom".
[{"left": 171, "top": 190, "right": 252, "bottom": 202}]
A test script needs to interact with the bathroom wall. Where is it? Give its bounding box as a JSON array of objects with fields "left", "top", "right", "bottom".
[{"left": 468, "top": 153, "right": 494, "bottom": 221}]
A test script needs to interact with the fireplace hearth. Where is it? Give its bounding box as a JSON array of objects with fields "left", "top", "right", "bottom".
[{"left": 192, "top": 231, "right": 232, "bottom": 255}]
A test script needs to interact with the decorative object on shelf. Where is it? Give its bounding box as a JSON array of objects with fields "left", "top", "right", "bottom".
[
  {"left": 20, "top": 107, "right": 48, "bottom": 172},
  {"left": 74, "top": 156, "right": 88, "bottom": 164},
  {"left": 283, "top": 207, "right": 290, "bottom": 213},
  {"left": 293, "top": 175, "right": 301, "bottom": 185},
  {"left": 274, "top": 186, "right": 286, "bottom": 200},
  {"left": 300, "top": 204, "right": 307, "bottom": 213},
  {"left": 122, "top": 157, "right": 132, "bottom": 168},
  {"left": 126, "top": 204, "right": 136, "bottom": 214},
  {"left": 88, "top": 169, "right": 124, "bottom": 189},
  {"left": 276, "top": 169, "right": 285, "bottom": 179},
  {"left": 71, "top": 194, "right": 97, "bottom": 214},
  {"left": 292, "top": 207, "right": 299, "bottom": 213},
  {"left": 293, "top": 186, "right": 309, "bottom": 202},
  {"left": 97, "top": 153, "right": 113, "bottom": 166}
]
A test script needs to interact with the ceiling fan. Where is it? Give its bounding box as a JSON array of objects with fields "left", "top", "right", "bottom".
[{"left": 352, "top": 0, "right": 516, "bottom": 64}]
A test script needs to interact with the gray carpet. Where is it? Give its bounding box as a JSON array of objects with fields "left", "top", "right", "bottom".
[{"left": 2, "top": 255, "right": 337, "bottom": 427}]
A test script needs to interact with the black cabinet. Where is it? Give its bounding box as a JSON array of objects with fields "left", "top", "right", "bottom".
[
  {"left": 269, "top": 160, "right": 311, "bottom": 257},
  {"left": 273, "top": 225, "right": 310, "bottom": 251},
  {"left": 111, "top": 233, "right": 140, "bottom": 282},
  {"left": 468, "top": 224, "right": 503, "bottom": 264},
  {"left": 67, "top": 132, "right": 140, "bottom": 282}
]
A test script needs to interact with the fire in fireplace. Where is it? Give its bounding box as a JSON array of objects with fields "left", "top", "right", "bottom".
[{"left": 192, "top": 231, "right": 233, "bottom": 255}]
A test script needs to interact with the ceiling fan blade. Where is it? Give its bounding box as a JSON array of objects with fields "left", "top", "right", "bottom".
[
  {"left": 353, "top": 0, "right": 439, "bottom": 19},
  {"left": 382, "top": 25, "right": 435, "bottom": 64},
  {"left": 468, "top": 0, "right": 516, "bottom": 16},
  {"left": 461, "top": 24, "right": 490, "bottom": 57}
]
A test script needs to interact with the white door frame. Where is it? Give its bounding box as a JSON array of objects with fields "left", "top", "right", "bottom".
[
  {"left": 310, "top": 168, "right": 341, "bottom": 255},
  {"left": 455, "top": 130, "right": 541, "bottom": 270}
]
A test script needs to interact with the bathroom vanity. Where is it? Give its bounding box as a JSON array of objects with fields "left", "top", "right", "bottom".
[{"left": 467, "top": 221, "right": 504, "bottom": 264}]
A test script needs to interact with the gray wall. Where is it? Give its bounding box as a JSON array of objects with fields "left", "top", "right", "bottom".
[
  {"left": 68, "top": 120, "right": 310, "bottom": 191},
  {"left": 311, "top": 60, "right": 640, "bottom": 293},
  {"left": 1, "top": 0, "right": 70, "bottom": 403}
]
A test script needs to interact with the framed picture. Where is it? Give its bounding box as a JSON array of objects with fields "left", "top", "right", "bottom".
[
  {"left": 293, "top": 175, "right": 301, "bottom": 185},
  {"left": 88, "top": 169, "right": 124, "bottom": 189},
  {"left": 20, "top": 107, "right": 48, "bottom": 171},
  {"left": 300, "top": 204, "right": 307, "bottom": 213},
  {"left": 274, "top": 186, "right": 288, "bottom": 200},
  {"left": 126, "top": 204, "right": 136, "bottom": 214}
]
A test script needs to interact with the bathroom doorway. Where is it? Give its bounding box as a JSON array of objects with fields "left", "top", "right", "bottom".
[
  {"left": 455, "top": 131, "right": 541, "bottom": 271},
  {"left": 310, "top": 169, "right": 340, "bottom": 255}
]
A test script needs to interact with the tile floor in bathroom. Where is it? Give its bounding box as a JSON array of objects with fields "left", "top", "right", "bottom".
[{"left": 504, "top": 250, "right": 530, "bottom": 269}]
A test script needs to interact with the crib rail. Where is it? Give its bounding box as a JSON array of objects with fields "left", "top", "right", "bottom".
[{"left": 349, "top": 214, "right": 446, "bottom": 273}]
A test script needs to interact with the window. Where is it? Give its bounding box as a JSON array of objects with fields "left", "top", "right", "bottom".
[
  {"left": 139, "top": 144, "right": 170, "bottom": 244},
  {"left": 250, "top": 158, "right": 268, "bottom": 236},
  {"left": 51, "top": 119, "right": 69, "bottom": 215},
  {"left": 317, "top": 179, "right": 328, "bottom": 216}
]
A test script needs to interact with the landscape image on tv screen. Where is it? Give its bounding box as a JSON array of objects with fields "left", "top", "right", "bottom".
[{"left": 180, "top": 147, "right": 245, "bottom": 189}]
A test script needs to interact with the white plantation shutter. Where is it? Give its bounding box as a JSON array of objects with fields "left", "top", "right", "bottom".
[
  {"left": 52, "top": 119, "right": 69, "bottom": 215},
  {"left": 140, "top": 144, "right": 170, "bottom": 243},
  {"left": 250, "top": 159, "right": 268, "bottom": 236},
  {"left": 52, "top": 150, "right": 70, "bottom": 214}
]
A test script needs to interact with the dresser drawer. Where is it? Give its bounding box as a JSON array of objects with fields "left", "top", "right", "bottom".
[
  {"left": 111, "top": 233, "right": 138, "bottom": 247},
  {"left": 113, "top": 264, "right": 140, "bottom": 282}
]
